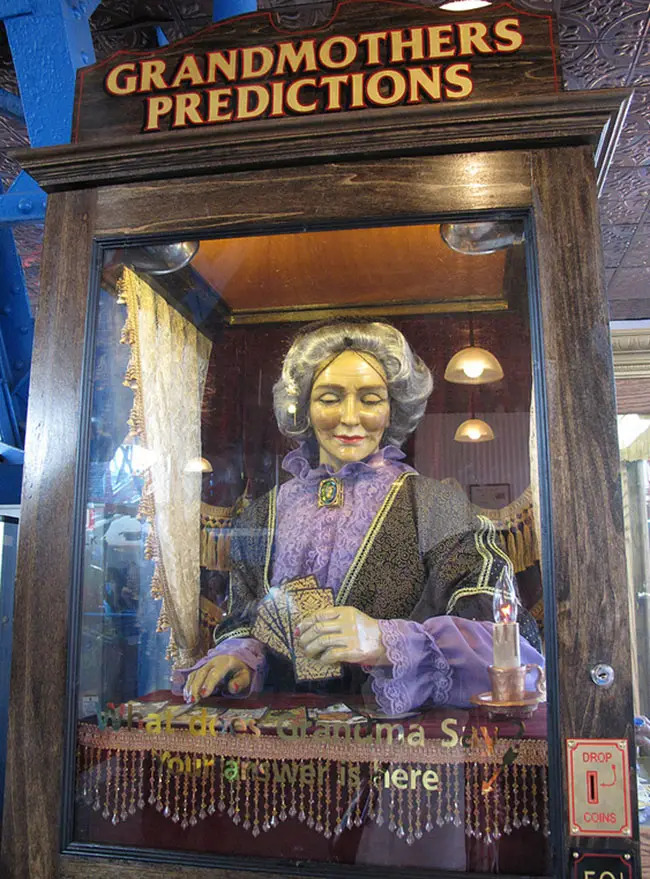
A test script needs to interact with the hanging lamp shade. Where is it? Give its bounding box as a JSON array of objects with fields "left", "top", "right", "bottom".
[
  {"left": 444, "top": 346, "right": 504, "bottom": 385},
  {"left": 454, "top": 418, "right": 495, "bottom": 443}
]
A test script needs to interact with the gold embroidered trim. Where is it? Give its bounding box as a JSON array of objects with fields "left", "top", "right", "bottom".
[
  {"left": 263, "top": 487, "right": 277, "bottom": 594},
  {"left": 214, "top": 626, "right": 252, "bottom": 647},
  {"left": 483, "top": 512, "right": 515, "bottom": 577},
  {"left": 337, "top": 472, "right": 415, "bottom": 607},
  {"left": 446, "top": 515, "right": 495, "bottom": 614}
]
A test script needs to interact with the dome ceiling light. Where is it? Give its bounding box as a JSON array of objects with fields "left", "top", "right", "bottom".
[
  {"left": 444, "top": 320, "right": 504, "bottom": 385},
  {"left": 454, "top": 417, "right": 495, "bottom": 443}
]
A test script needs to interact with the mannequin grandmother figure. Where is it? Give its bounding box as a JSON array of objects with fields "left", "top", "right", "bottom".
[{"left": 175, "top": 320, "right": 542, "bottom": 715}]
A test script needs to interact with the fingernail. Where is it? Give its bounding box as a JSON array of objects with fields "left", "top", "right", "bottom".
[
  {"left": 294, "top": 627, "right": 300, "bottom": 636},
  {"left": 191, "top": 696, "right": 195, "bottom": 703},
  {"left": 200, "top": 687, "right": 207, "bottom": 697},
  {"left": 231, "top": 682, "right": 239, "bottom": 693}
]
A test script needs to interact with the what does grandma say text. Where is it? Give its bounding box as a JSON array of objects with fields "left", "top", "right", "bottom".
[
  {"left": 103, "top": 18, "right": 524, "bottom": 131},
  {"left": 94, "top": 704, "right": 500, "bottom": 791}
]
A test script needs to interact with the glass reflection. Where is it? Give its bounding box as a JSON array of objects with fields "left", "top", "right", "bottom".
[{"left": 74, "top": 220, "right": 549, "bottom": 874}]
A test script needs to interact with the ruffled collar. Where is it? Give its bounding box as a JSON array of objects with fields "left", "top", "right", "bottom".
[{"left": 282, "top": 441, "right": 407, "bottom": 482}]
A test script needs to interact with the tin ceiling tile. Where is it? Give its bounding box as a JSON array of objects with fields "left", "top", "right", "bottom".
[
  {"left": 622, "top": 224, "right": 650, "bottom": 267},
  {"left": 0, "top": 112, "right": 28, "bottom": 190},
  {"left": 561, "top": 41, "right": 632, "bottom": 89},
  {"left": 607, "top": 266, "right": 650, "bottom": 299},
  {"left": 601, "top": 224, "right": 638, "bottom": 268},
  {"left": 609, "top": 297, "right": 650, "bottom": 319},
  {"left": 599, "top": 167, "right": 650, "bottom": 224}
]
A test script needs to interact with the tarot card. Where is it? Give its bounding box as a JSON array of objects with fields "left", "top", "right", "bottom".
[
  {"left": 171, "top": 705, "right": 225, "bottom": 727},
  {"left": 257, "top": 706, "right": 308, "bottom": 732},
  {"left": 308, "top": 703, "right": 366, "bottom": 724},
  {"left": 287, "top": 587, "right": 343, "bottom": 682},
  {"left": 252, "top": 606, "right": 292, "bottom": 660},
  {"left": 269, "top": 587, "right": 293, "bottom": 652},
  {"left": 284, "top": 575, "right": 319, "bottom": 592}
]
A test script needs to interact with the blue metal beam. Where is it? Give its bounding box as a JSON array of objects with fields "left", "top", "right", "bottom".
[
  {"left": 0, "top": 171, "right": 46, "bottom": 223},
  {"left": 0, "top": 225, "right": 32, "bottom": 448},
  {"left": 0, "top": 0, "right": 100, "bottom": 147},
  {"left": 213, "top": 0, "right": 255, "bottom": 21}
]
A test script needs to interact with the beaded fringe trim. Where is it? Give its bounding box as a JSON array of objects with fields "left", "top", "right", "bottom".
[{"left": 76, "top": 736, "right": 549, "bottom": 845}]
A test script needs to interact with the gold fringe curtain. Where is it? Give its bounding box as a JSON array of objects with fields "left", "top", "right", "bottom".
[
  {"left": 118, "top": 267, "right": 212, "bottom": 668},
  {"left": 475, "top": 487, "right": 539, "bottom": 574}
]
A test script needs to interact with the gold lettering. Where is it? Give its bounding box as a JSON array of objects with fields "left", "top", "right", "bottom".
[
  {"left": 172, "top": 92, "right": 204, "bottom": 127},
  {"left": 409, "top": 767, "right": 423, "bottom": 788},
  {"left": 365, "top": 70, "right": 407, "bottom": 107},
  {"left": 457, "top": 21, "right": 493, "bottom": 55},
  {"left": 422, "top": 769, "right": 439, "bottom": 791},
  {"left": 299, "top": 763, "right": 315, "bottom": 785},
  {"left": 240, "top": 46, "right": 274, "bottom": 80},
  {"left": 358, "top": 30, "right": 386, "bottom": 65},
  {"left": 389, "top": 27, "right": 425, "bottom": 63},
  {"left": 269, "top": 80, "right": 284, "bottom": 117},
  {"left": 406, "top": 723, "right": 425, "bottom": 746},
  {"left": 319, "top": 36, "right": 357, "bottom": 70},
  {"left": 189, "top": 707, "right": 207, "bottom": 736},
  {"left": 376, "top": 722, "right": 405, "bottom": 744},
  {"left": 275, "top": 39, "right": 317, "bottom": 75},
  {"left": 170, "top": 55, "right": 205, "bottom": 89},
  {"left": 493, "top": 17, "right": 523, "bottom": 53},
  {"left": 140, "top": 59, "right": 169, "bottom": 92},
  {"left": 206, "top": 49, "right": 238, "bottom": 83},
  {"left": 236, "top": 84, "right": 270, "bottom": 119},
  {"left": 349, "top": 72, "right": 365, "bottom": 108},
  {"left": 320, "top": 74, "right": 349, "bottom": 111},
  {"left": 441, "top": 717, "right": 459, "bottom": 748},
  {"left": 144, "top": 95, "right": 173, "bottom": 131},
  {"left": 444, "top": 63, "right": 473, "bottom": 99},
  {"left": 407, "top": 66, "right": 441, "bottom": 103},
  {"left": 427, "top": 25, "right": 456, "bottom": 58},
  {"left": 207, "top": 88, "right": 233, "bottom": 122},
  {"left": 285, "top": 78, "right": 318, "bottom": 113},
  {"left": 104, "top": 62, "right": 137, "bottom": 96},
  {"left": 391, "top": 768, "right": 408, "bottom": 789}
]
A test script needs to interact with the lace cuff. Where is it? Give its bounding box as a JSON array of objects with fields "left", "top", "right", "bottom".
[{"left": 369, "top": 619, "right": 453, "bottom": 715}]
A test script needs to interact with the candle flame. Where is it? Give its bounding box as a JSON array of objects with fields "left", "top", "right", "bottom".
[{"left": 499, "top": 602, "right": 513, "bottom": 623}]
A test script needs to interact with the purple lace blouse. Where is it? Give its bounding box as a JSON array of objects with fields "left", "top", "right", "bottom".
[{"left": 174, "top": 444, "right": 544, "bottom": 711}]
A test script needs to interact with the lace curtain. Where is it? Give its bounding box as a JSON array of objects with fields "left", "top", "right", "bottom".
[{"left": 118, "top": 267, "right": 212, "bottom": 668}]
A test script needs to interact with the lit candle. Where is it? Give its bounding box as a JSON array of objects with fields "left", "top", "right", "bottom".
[{"left": 492, "top": 570, "right": 521, "bottom": 669}]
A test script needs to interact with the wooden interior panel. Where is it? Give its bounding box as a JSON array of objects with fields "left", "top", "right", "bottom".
[{"left": 192, "top": 225, "right": 506, "bottom": 313}]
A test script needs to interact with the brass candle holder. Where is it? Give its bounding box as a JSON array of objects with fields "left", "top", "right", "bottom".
[{"left": 470, "top": 663, "right": 546, "bottom": 719}]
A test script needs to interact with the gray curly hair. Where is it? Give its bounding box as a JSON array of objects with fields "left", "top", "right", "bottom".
[{"left": 273, "top": 321, "right": 433, "bottom": 448}]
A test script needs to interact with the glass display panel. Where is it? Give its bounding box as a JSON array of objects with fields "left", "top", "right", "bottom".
[
  {"left": 617, "top": 418, "right": 650, "bottom": 847},
  {"left": 72, "top": 219, "right": 550, "bottom": 873}
]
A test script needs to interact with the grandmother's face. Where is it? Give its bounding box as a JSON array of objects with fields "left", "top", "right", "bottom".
[{"left": 309, "top": 350, "right": 390, "bottom": 471}]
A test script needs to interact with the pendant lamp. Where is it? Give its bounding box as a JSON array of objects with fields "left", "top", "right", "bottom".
[
  {"left": 454, "top": 389, "right": 495, "bottom": 443},
  {"left": 444, "top": 320, "right": 504, "bottom": 385},
  {"left": 454, "top": 417, "right": 495, "bottom": 443}
]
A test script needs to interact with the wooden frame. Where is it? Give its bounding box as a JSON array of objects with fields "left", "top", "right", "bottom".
[{"left": 0, "top": 89, "right": 638, "bottom": 879}]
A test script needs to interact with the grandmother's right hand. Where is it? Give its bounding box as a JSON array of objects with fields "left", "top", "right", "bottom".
[{"left": 186, "top": 655, "right": 251, "bottom": 702}]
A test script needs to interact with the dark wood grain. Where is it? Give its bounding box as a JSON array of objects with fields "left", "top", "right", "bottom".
[
  {"left": 0, "top": 189, "right": 98, "bottom": 879},
  {"left": 71, "top": 0, "right": 561, "bottom": 144},
  {"left": 94, "top": 152, "right": 531, "bottom": 238},
  {"left": 14, "top": 91, "right": 629, "bottom": 194},
  {"left": 532, "top": 145, "right": 638, "bottom": 861},
  {"left": 2, "top": 110, "right": 641, "bottom": 879}
]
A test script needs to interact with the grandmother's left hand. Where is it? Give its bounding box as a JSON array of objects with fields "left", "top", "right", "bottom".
[{"left": 296, "top": 606, "right": 388, "bottom": 666}]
